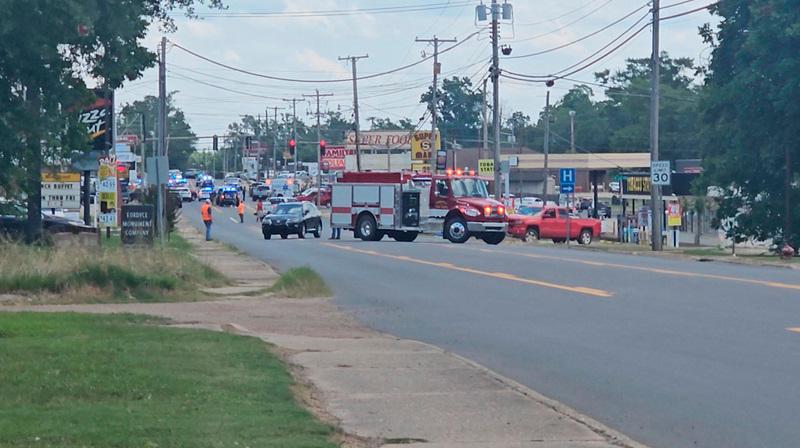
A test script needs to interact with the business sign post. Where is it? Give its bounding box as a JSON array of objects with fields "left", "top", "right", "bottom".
[
  {"left": 121, "top": 204, "right": 154, "bottom": 245},
  {"left": 97, "top": 157, "right": 119, "bottom": 228},
  {"left": 41, "top": 172, "right": 81, "bottom": 210},
  {"left": 478, "top": 159, "right": 494, "bottom": 177}
]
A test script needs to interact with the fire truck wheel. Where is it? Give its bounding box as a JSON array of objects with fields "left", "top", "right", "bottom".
[
  {"left": 394, "top": 231, "right": 419, "bottom": 242},
  {"left": 444, "top": 217, "right": 470, "bottom": 244},
  {"left": 357, "top": 214, "right": 378, "bottom": 241},
  {"left": 482, "top": 232, "right": 505, "bottom": 245}
]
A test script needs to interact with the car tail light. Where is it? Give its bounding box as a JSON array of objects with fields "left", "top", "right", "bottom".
[{"left": 484, "top": 206, "right": 492, "bottom": 216}]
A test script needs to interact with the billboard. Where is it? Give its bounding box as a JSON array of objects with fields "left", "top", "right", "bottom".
[
  {"left": 121, "top": 205, "right": 154, "bottom": 244},
  {"left": 41, "top": 172, "right": 81, "bottom": 209},
  {"left": 78, "top": 89, "right": 114, "bottom": 152},
  {"left": 410, "top": 131, "right": 441, "bottom": 161},
  {"left": 320, "top": 146, "right": 352, "bottom": 171}
]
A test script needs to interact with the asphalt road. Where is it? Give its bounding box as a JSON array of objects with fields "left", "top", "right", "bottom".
[{"left": 184, "top": 200, "right": 800, "bottom": 448}]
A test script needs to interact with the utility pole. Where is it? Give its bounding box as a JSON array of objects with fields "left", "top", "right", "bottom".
[
  {"left": 283, "top": 97, "right": 303, "bottom": 179},
  {"left": 339, "top": 55, "right": 368, "bottom": 171},
  {"left": 569, "top": 110, "right": 576, "bottom": 154},
  {"left": 543, "top": 90, "right": 550, "bottom": 200},
  {"left": 650, "top": 0, "right": 663, "bottom": 251},
  {"left": 157, "top": 36, "right": 167, "bottom": 245},
  {"left": 269, "top": 106, "right": 285, "bottom": 178},
  {"left": 490, "top": 0, "right": 502, "bottom": 200},
  {"left": 482, "top": 78, "right": 489, "bottom": 160},
  {"left": 416, "top": 36, "right": 456, "bottom": 173},
  {"left": 303, "top": 89, "right": 334, "bottom": 206}
]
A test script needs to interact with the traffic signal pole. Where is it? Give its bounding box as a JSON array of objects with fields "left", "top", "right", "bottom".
[
  {"left": 303, "top": 89, "right": 333, "bottom": 206},
  {"left": 283, "top": 97, "right": 303, "bottom": 181}
]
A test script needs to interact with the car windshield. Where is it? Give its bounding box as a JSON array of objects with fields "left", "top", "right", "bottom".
[
  {"left": 451, "top": 178, "right": 489, "bottom": 198},
  {"left": 275, "top": 204, "right": 302, "bottom": 215},
  {"left": 517, "top": 206, "right": 542, "bottom": 216}
]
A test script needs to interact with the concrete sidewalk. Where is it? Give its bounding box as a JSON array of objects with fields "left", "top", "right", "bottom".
[{"left": 4, "top": 221, "right": 646, "bottom": 448}]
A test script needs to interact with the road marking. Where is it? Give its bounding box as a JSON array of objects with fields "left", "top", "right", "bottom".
[
  {"left": 463, "top": 247, "right": 800, "bottom": 292},
  {"left": 787, "top": 328, "right": 800, "bottom": 334},
  {"left": 322, "top": 243, "right": 612, "bottom": 298},
  {"left": 229, "top": 217, "right": 239, "bottom": 224}
]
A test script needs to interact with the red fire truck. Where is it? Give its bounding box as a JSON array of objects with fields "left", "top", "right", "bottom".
[{"left": 331, "top": 170, "right": 507, "bottom": 244}]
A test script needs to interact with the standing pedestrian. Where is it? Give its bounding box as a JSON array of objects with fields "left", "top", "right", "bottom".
[
  {"left": 237, "top": 200, "right": 245, "bottom": 223},
  {"left": 329, "top": 211, "right": 340, "bottom": 240},
  {"left": 255, "top": 198, "right": 264, "bottom": 222},
  {"left": 201, "top": 199, "right": 213, "bottom": 241}
]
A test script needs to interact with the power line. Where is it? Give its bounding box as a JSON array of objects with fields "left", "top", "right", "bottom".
[
  {"left": 504, "top": 2, "right": 650, "bottom": 59},
  {"left": 188, "top": 1, "right": 473, "bottom": 18},
  {"left": 168, "top": 32, "right": 479, "bottom": 84},
  {"left": 511, "top": 0, "right": 617, "bottom": 43},
  {"left": 515, "top": 0, "right": 605, "bottom": 26}
]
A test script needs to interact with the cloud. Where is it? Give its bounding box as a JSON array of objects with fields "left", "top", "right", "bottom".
[
  {"left": 222, "top": 49, "right": 241, "bottom": 63},
  {"left": 184, "top": 20, "right": 220, "bottom": 38},
  {"left": 294, "top": 49, "right": 350, "bottom": 79}
]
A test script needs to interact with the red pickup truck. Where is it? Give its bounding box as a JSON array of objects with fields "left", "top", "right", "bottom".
[{"left": 508, "top": 206, "right": 601, "bottom": 244}]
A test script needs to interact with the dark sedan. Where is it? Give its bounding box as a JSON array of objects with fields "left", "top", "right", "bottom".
[
  {"left": 261, "top": 202, "right": 322, "bottom": 240},
  {"left": 1, "top": 202, "right": 96, "bottom": 238}
]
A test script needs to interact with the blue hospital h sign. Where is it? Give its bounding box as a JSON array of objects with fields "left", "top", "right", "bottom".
[{"left": 560, "top": 168, "right": 576, "bottom": 185}]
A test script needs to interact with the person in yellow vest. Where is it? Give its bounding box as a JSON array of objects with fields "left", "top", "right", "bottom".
[
  {"left": 237, "top": 200, "right": 245, "bottom": 223},
  {"left": 200, "top": 199, "right": 213, "bottom": 241}
]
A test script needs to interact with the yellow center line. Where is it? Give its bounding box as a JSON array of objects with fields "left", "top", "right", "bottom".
[
  {"left": 787, "top": 328, "right": 800, "bottom": 334},
  {"left": 322, "top": 243, "right": 612, "bottom": 298},
  {"left": 461, "top": 246, "right": 800, "bottom": 292}
]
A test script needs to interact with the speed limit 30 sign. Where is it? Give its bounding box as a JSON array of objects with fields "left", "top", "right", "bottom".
[{"left": 651, "top": 161, "right": 671, "bottom": 186}]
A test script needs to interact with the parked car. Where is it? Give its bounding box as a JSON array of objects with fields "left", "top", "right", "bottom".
[
  {"left": 0, "top": 201, "right": 96, "bottom": 237},
  {"left": 215, "top": 186, "right": 239, "bottom": 206},
  {"left": 265, "top": 196, "right": 292, "bottom": 214},
  {"left": 519, "top": 197, "right": 544, "bottom": 208},
  {"left": 251, "top": 184, "right": 270, "bottom": 201},
  {"left": 295, "top": 186, "right": 331, "bottom": 206},
  {"left": 261, "top": 201, "right": 322, "bottom": 240},
  {"left": 183, "top": 168, "right": 200, "bottom": 179},
  {"left": 508, "top": 206, "right": 601, "bottom": 244}
]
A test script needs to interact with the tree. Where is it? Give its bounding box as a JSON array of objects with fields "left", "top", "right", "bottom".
[
  {"left": 699, "top": 0, "right": 800, "bottom": 248},
  {"left": 595, "top": 54, "right": 702, "bottom": 159},
  {"left": 420, "top": 76, "right": 482, "bottom": 147},
  {"left": 0, "top": 0, "right": 222, "bottom": 240},
  {"left": 367, "top": 117, "right": 415, "bottom": 131},
  {"left": 118, "top": 94, "right": 198, "bottom": 170}
]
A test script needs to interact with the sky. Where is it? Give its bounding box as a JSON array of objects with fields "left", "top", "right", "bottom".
[{"left": 117, "top": 0, "right": 716, "bottom": 150}]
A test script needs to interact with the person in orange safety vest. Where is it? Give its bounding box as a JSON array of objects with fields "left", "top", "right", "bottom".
[
  {"left": 237, "top": 200, "right": 245, "bottom": 223},
  {"left": 201, "top": 199, "right": 213, "bottom": 241}
]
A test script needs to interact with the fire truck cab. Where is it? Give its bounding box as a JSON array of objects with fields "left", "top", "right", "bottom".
[{"left": 331, "top": 171, "right": 507, "bottom": 244}]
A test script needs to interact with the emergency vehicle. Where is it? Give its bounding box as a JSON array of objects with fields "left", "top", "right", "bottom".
[{"left": 331, "top": 170, "right": 507, "bottom": 244}]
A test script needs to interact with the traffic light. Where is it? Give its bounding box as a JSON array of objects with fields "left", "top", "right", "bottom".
[
  {"left": 245, "top": 136, "right": 252, "bottom": 150},
  {"left": 288, "top": 138, "right": 296, "bottom": 156},
  {"left": 319, "top": 139, "right": 326, "bottom": 157},
  {"left": 212, "top": 134, "right": 218, "bottom": 151}
]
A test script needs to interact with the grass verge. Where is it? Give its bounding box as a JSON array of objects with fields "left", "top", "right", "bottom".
[
  {"left": 0, "top": 312, "right": 336, "bottom": 448},
  {"left": 0, "top": 234, "right": 227, "bottom": 304},
  {"left": 269, "top": 266, "right": 332, "bottom": 298}
]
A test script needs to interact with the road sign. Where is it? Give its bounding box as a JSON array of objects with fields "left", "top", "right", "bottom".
[
  {"left": 560, "top": 168, "right": 576, "bottom": 188},
  {"left": 651, "top": 161, "right": 671, "bottom": 186},
  {"left": 121, "top": 205, "right": 154, "bottom": 244},
  {"left": 478, "top": 159, "right": 494, "bottom": 177},
  {"left": 97, "top": 157, "right": 118, "bottom": 228},
  {"left": 560, "top": 184, "right": 575, "bottom": 193}
]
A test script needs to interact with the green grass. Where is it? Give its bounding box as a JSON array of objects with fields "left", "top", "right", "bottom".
[
  {"left": 269, "top": 267, "right": 332, "bottom": 298},
  {"left": 0, "top": 313, "right": 336, "bottom": 448},
  {"left": 0, "top": 234, "right": 227, "bottom": 303}
]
